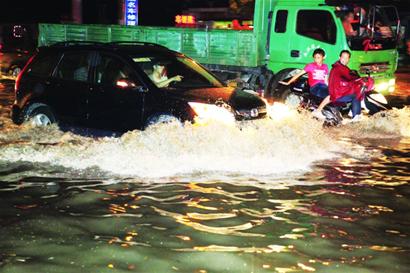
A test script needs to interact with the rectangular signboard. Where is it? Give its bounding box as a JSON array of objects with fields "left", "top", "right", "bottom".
[{"left": 125, "top": 0, "right": 138, "bottom": 26}]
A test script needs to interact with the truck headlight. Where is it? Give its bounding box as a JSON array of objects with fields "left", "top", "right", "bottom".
[{"left": 375, "top": 82, "right": 389, "bottom": 93}]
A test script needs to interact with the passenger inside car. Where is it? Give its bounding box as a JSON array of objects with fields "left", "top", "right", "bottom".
[
  {"left": 149, "top": 61, "right": 183, "bottom": 88},
  {"left": 73, "top": 54, "right": 93, "bottom": 81},
  {"left": 95, "top": 55, "right": 131, "bottom": 86}
]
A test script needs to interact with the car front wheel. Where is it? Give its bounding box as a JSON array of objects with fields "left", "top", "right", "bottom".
[
  {"left": 22, "top": 103, "right": 57, "bottom": 126},
  {"left": 145, "top": 113, "right": 180, "bottom": 129}
]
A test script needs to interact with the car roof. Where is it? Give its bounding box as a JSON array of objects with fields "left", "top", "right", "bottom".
[{"left": 39, "top": 42, "right": 179, "bottom": 57}]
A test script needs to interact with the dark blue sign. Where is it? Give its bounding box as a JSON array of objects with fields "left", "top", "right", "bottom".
[{"left": 125, "top": 0, "right": 138, "bottom": 26}]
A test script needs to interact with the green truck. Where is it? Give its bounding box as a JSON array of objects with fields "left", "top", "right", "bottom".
[{"left": 38, "top": 0, "right": 400, "bottom": 97}]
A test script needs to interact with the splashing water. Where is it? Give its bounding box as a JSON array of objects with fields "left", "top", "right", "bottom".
[
  {"left": 332, "top": 107, "right": 410, "bottom": 138},
  {"left": 1, "top": 106, "right": 409, "bottom": 178},
  {"left": 0, "top": 110, "right": 338, "bottom": 177}
]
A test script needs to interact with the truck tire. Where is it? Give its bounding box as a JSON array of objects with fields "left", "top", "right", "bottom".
[
  {"left": 265, "top": 69, "right": 296, "bottom": 99},
  {"left": 22, "top": 103, "right": 57, "bottom": 126}
]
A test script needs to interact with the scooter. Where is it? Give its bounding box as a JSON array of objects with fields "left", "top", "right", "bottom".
[{"left": 277, "top": 72, "right": 391, "bottom": 126}]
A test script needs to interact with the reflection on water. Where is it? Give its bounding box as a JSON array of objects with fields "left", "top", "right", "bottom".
[{"left": 0, "top": 137, "right": 409, "bottom": 272}]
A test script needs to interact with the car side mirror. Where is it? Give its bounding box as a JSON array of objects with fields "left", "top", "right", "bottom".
[{"left": 116, "top": 78, "right": 148, "bottom": 93}]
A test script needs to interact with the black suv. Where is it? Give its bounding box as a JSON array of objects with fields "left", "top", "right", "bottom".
[{"left": 11, "top": 42, "right": 267, "bottom": 131}]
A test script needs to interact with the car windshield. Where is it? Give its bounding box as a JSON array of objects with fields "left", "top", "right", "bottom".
[{"left": 131, "top": 54, "right": 224, "bottom": 89}]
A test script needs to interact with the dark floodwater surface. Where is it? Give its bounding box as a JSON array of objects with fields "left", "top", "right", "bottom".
[{"left": 0, "top": 80, "right": 410, "bottom": 273}]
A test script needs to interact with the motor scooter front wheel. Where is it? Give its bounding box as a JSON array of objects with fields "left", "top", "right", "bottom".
[
  {"left": 322, "top": 106, "right": 343, "bottom": 127},
  {"left": 281, "top": 89, "right": 304, "bottom": 108}
]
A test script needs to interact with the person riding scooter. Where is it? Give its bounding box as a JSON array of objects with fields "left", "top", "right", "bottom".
[
  {"left": 279, "top": 48, "right": 330, "bottom": 120},
  {"left": 328, "top": 50, "right": 363, "bottom": 122}
]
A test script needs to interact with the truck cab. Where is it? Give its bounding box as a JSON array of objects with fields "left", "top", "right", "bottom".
[{"left": 262, "top": 0, "right": 399, "bottom": 95}]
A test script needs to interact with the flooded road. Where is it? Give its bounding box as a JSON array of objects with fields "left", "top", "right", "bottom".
[{"left": 0, "top": 75, "right": 409, "bottom": 273}]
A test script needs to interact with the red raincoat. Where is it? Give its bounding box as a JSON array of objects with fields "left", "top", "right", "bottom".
[{"left": 328, "top": 61, "right": 360, "bottom": 102}]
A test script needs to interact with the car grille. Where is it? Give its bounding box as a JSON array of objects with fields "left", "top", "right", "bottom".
[{"left": 236, "top": 106, "right": 267, "bottom": 120}]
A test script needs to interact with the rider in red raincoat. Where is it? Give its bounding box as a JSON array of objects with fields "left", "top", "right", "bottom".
[{"left": 328, "top": 50, "right": 363, "bottom": 121}]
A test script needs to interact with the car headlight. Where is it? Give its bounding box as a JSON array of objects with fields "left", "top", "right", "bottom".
[{"left": 188, "top": 102, "right": 235, "bottom": 125}]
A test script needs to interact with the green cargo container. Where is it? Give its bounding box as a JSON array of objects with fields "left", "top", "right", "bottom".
[{"left": 38, "top": 24, "right": 258, "bottom": 68}]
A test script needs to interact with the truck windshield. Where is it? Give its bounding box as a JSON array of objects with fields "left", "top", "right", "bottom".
[
  {"left": 337, "top": 5, "right": 399, "bottom": 50},
  {"left": 132, "top": 54, "right": 224, "bottom": 89}
]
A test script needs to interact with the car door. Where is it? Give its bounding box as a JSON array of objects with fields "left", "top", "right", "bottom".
[
  {"left": 49, "top": 50, "right": 93, "bottom": 123},
  {"left": 87, "top": 52, "right": 146, "bottom": 131}
]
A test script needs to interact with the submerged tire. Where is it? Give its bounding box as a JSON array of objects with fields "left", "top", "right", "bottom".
[
  {"left": 322, "top": 106, "right": 343, "bottom": 127},
  {"left": 145, "top": 113, "right": 181, "bottom": 128},
  {"left": 22, "top": 103, "right": 57, "bottom": 126},
  {"left": 281, "top": 89, "right": 303, "bottom": 108}
]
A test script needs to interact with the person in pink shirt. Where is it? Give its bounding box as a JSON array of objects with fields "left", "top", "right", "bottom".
[{"left": 280, "top": 48, "right": 330, "bottom": 120}]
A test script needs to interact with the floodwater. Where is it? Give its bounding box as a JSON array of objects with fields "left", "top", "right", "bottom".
[{"left": 0, "top": 78, "right": 409, "bottom": 273}]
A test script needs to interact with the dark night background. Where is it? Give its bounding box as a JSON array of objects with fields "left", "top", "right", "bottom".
[
  {"left": 0, "top": 0, "right": 230, "bottom": 25},
  {"left": 0, "top": 0, "right": 409, "bottom": 25}
]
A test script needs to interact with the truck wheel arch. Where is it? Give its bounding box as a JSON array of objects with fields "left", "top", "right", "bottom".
[{"left": 265, "top": 68, "right": 301, "bottom": 98}]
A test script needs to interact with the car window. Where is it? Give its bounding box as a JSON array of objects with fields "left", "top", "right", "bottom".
[
  {"left": 131, "top": 55, "right": 224, "bottom": 89},
  {"left": 94, "top": 54, "right": 135, "bottom": 86},
  {"left": 55, "top": 51, "right": 93, "bottom": 82},
  {"left": 296, "top": 10, "right": 337, "bottom": 44},
  {"left": 26, "top": 52, "right": 59, "bottom": 77}
]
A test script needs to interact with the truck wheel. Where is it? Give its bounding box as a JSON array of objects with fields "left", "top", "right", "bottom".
[
  {"left": 145, "top": 113, "right": 180, "bottom": 128},
  {"left": 265, "top": 69, "right": 296, "bottom": 99},
  {"left": 22, "top": 103, "right": 57, "bottom": 126}
]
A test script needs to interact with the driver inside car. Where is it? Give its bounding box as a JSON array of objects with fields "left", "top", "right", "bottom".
[{"left": 149, "top": 61, "right": 183, "bottom": 88}]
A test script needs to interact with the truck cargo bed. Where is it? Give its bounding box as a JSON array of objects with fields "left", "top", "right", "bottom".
[{"left": 39, "top": 24, "right": 259, "bottom": 67}]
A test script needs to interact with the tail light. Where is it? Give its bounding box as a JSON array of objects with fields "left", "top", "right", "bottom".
[{"left": 14, "top": 54, "right": 35, "bottom": 92}]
